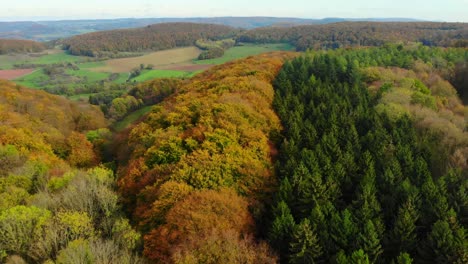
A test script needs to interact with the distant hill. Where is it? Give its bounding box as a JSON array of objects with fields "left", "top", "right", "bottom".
[
  {"left": 238, "top": 22, "right": 468, "bottom": 49},
  {"left": 0, "top": 17, "right": 426, "bottom": 41},
  {"left": 60, "top": 22, "right": 237, "bottom": 57},
  {"left": 60, "top": 21, "right": 468, "bottom": 58},
  {"left": 0, "top": 38, "right": 46, "bottom": 54}
]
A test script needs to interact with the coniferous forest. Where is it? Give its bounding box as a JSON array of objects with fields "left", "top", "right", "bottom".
[{"left": 268, "top": 45, "right": 467, "bottom": 263}]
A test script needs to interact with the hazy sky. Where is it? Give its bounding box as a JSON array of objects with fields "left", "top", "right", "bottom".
[{"left": 1, "top": 0, "right": 467, "bottom": 22}]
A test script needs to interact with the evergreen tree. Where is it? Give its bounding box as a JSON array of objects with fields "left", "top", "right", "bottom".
[
  {"left": 395, "top": 252, "right": 413, "bottom": 264},
  {"left": 349, "top": 250, "right": 371, "bottom": 264},
  {"left": 289, "top": 218, "right": 323, "bottom": 264},
  {"left": 389, "top": 198, "right": 419, "bottom": 256},
  {"left": 269, "top": 200, "right": 296, "bottom": 258},
  {"left": 358, "top": 220, "right": 383, "bottom": 264}
]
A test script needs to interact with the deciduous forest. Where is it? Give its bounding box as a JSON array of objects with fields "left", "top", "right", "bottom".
[
  {"left": 238, "top": 22, "right": 468, "bottom": 50},
  {"left": 0, "top": 39, "right": 46, "bottom": 54},
  {"left": 61, "top": 23, "right": 237, "bottom": 57}
]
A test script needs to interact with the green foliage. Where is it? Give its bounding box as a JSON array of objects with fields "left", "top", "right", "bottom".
[
  {"left": 289, "top": 218, "right": 323, "bottom": 263},
  {"left": 47, "top": 171, "right": 77, "bottom": 192},
  {"left": 0, "top": 206, "right": 51, "bottom": 257},
  {"left": 132, "top": 69, "right": 190, "bottom": 82},
  {"left": 145, "top": 137, "right": 187, "bottom": 167},
  {"left": 358, "top": 220, "right": 383, "bottom": 263},
  {"left": 410, "top": 91, "right": 437, "bottom": 109},
  {"left": 111, "top": 218, "right": 141, "bottom": 251},
  {"left": 349, "top": 250, "right": 371, "bottom": 264},
  {"left": 395, "top": 252, "right": 413, "bottom": 264},
  {"left": 56, "top": 211, "right": 95, "bottom": 240},
  {"left": 268, "top": 46, "right": 467, "bottom": 263}
]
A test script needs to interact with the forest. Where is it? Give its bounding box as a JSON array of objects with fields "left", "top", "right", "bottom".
[
  {"left": 0, "top": 39, "right": 46, "bottom": 54},
  {"left": 0, "top": 22, "right": 467, "bottom": 264},
  {"left": 56, "top": 22, "right": 468, "bottom": 59},
  {"left": 238, "top": 22, "right": 468, "bottom": 50},
  {"left": 268, "top": 45, "right": 467, "bottom": 263},
  {"left": 60, "top": 23, "right": 237, "bottom": 57}
]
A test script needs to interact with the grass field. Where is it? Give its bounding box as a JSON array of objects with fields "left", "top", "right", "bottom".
[
  {"left": 65, "top": 68, "right": 110, "bottom": 82},
  {"left": 0, "top": 49, "right": 90, "bottom": 69},
  {"left": 132, "top": 69, "right": 191, "bottom": 82},
  {"left": 92, "top": 47, "right": 202, "bottom": 73},
  {"left": 194, "top": 43, "right": 295, "bottom": 65},
  {"left": 113, "top": 106, "right": 153, "bottom": 132},
  {"left": 14, "top": 70, "right": 49, "bottom": 89}
]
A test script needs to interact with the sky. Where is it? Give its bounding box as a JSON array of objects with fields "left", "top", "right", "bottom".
[{"left": 0, "top": 0, "right": 467, "bottom": 22}]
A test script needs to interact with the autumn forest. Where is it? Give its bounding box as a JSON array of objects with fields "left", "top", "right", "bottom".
[{"left": 0, "top": 16, "right": 467, "bottom": 264}]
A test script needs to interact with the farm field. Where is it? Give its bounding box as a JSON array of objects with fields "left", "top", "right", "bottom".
[
  {"left": 14, "top": 70, "right": 49, "bottom": 88},
  {"left": 0, "top": 69, "right": 35, "bottom": 80},
  {"left": 194, "top": 43, "right": 295, "bottom": 65},
  {"left": 132, "top": 69, "right": 192, "bottom": 82},
  {"left": 7, "top": 43, "right": 295, "bottom": 102},
  {"left": 0, "top": 49, "right": 91, "bottom": 69},
  {"left": 91, "top": 47, "right": 202, "bottom": 73}
]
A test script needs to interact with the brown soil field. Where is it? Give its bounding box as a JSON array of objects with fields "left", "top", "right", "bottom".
[
  {"left": 0, "top": 69, "right": 35, "bottom": 80},
  {"left": 92, "top": 47, "right": 202, "bottom": 73}
]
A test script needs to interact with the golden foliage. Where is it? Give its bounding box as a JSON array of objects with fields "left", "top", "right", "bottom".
[{"left": 117, "top": 52, "right": 295, "bottom": 260}]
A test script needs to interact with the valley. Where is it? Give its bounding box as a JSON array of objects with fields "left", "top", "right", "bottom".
[{"left": 0, "top": 15, "right": 467, "bottom": 264}]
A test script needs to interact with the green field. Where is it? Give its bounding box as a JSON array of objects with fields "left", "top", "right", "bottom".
[
  {"left": 194, "top": 43, "right": 295, "bottom": 65},
  {"left": 132, "top": 69, "right": 190, "bottom": 82},
  {"left": 29, "top": 51, "right": 90, "bottom": 65},
  {"left": 14, "top": 70, "right": 49, "bottom": 89},
  {"left": 65, "top": 68, "right": 110, "bottom": 82},
  {"left": 113, "top": 106, "right": 153, "bottom": 132},
  {"left": 0, "top": 50, "right": 91, "bottom": 69}
]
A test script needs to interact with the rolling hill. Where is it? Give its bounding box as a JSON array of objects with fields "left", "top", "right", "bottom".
[
  {"left": 239, "top": 22, "right": 468, "bottom": 49},
  {"left": 60, "top": 23, "right": 237, "bottom": 57},
  {"left": 0, "top": 17, "right": 426, "bottom": 41}
]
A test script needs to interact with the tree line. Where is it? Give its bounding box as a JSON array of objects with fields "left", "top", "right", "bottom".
[
  {"left": 0, "top": 38, "right": 46, "bottom": 54},
  {"left": 61, "top": 23, "right": 238, "bottom": 57},
  {"left": 238, "top": 22, "right": 468, "bottom": 50}
]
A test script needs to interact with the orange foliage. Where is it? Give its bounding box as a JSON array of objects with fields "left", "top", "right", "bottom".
[
  {"left": 143, "top": 188, "right": 255, "bottom": 262},
  {"left": 66, "top": 132, "right": 98, "bottom": 167},
  {"left": 0, "top": 80, "right": 106, "bottom": 172},
  {"left": 0, "top": 38, "right": 45, "bottom": 54}
]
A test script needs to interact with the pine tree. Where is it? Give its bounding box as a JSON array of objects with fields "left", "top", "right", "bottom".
[
  {"left": 349, "top": 249, "right": 370, "bottom": 264},
  {"left": 358, "top": 220, "right": 383, "bottom": 264},
  {"left": 390, "top": 198, "right": 419, "bottom": 255},
  {"left": 330, "top": 209, "right": 358, "bottom": 253},
  {"left": 395, "top": 252, "right": 413, "bottom": 264},
  {"left": 269, "top": 200, "right": 296, "bottom": 258},
  {"left": 289, "top": 218, "right": 323, "bottom": 264}
]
